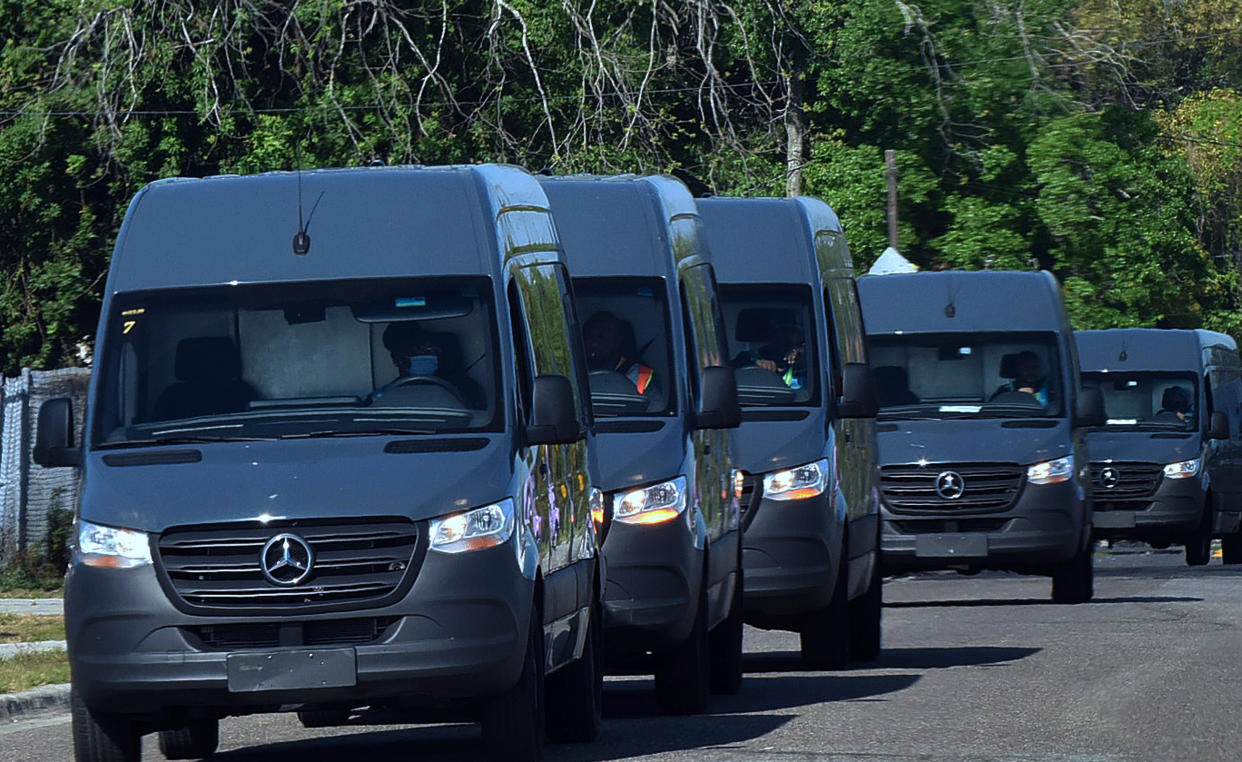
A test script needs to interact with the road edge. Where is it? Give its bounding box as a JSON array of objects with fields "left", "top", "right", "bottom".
[{"left": 0, "top": 683, "right": 71, "bottom": 722}]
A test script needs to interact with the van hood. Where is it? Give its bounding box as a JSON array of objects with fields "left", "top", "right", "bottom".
[
  {"left": 79, "top": 436, "right": 517, "bottom": 533},
  {"left": 1084, "top": 429, "right": 1201, "bottom": 464},
  {"left": 875, "top": 418, "right": 1071, "bottom": 467},
  {"left": 592, "top": 421, "right": 687, "bottom": 493},
  {"left": 731, "top": 416, "right": 828, "bottom": 475}
]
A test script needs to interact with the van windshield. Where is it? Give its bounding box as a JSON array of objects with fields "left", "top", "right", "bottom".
[
  {"left": 1082, "top": 372, "right": 1198, "bottom": 430},
  {"left": 572, "top": 277, "right": 676, "bottom": 418},
  {"left": 868, "top": 332, "right": 1063, "bottom": 419},
  {"left": 719, "top": 284, "right": 817, "bottom": 406},
  {"left": 93, "top": 278, "right": 501, "bottom": 446}
]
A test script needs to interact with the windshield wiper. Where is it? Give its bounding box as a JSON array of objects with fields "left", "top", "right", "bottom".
[
  {"left": 278, "top": 428, "right": 437, "bottom": 439},
  {"left": 96, "top": 435, "right": 271, "bottom": 449}
]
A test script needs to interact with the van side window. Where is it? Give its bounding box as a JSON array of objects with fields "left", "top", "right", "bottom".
[
  {"left": 511, "top": 264, "right": 588, "bottom": 420},
  {"left": 679, "top": 264, "right": 729, "bottom": 392},
  {"left": 507, "top": 280, "right": 534, "bottom": 424}
]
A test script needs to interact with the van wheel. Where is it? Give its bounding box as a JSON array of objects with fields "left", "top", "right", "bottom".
[
  {"left": 296, "top": 708, "right": 351, "bottom": 728},
  {"left": 800, "top": 557, "right": 850, "bottom": 670},
  {"left": 545, "top": 600, "right": 602, "bottom": 743},
  {"left": 848, "top": 554, "right": 883, "bottom": 662},
  {"left": 1185, "top": 506, "right": 1212, "bottom": 566},
  {"left": 1052, "top": 538, "right": 1094, "bottom": 604},
  {"left": 708, "top": 568, "right": 744, "bottom": 695},
  {"left": 1223, "top": 535, "right": 1242, "bottom": 564},
  {"left": 71, "top": 687, "right": 140, "bottom": 762},
  {"left": 654, "top": 585, "right": 710, "bottom": 715},
  {"left": 480, "top": 612, "right": 545, "bottom": 762},
  {"left": 158, "top": 719, "right": 219, "bottom": 759}
]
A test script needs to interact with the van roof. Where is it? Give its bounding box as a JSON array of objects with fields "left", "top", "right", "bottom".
[
  {"left": 1076, "top": 328, "right": 1239, "bottom": 372},
  {"left": 858, "top": 270, "right": 1066, "bottom": 335},
  {"left": 107, "top": 165, "right": 558, "bottom": 293},
  {"left": 697, "top": 197, "right": 846, "bottom": 284},
  {"left": 538, "top": 175, "right": 705, "bottom": 278}
]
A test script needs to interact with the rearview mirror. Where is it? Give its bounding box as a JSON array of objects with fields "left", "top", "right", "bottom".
[
  {"left": 527, "top": 375, "right": 582, "bottom": 445},
  {"left": 1075, "top": 387, "right": 1106, "bottom": 428},
  {"left": 695, "top": 366, "right": 741, "bottom": 429},
  {"left": 33, "top": 397, "right": 80, "bottom": 468},
  {"left": 1209, "top": 410, "right": 1230, "bottom": 440},
  {"left": 837, "top": 363, "right": 878, "bottom": 419}
]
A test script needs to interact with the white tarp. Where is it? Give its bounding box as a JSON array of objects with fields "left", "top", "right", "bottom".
[{"left": 868, "top": 247, "right": 918, "bottom": 275}]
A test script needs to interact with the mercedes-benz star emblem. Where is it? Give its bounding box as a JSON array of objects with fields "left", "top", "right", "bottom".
[
  {"left": 260, "top": 533, "right": 314, "bottom": 586},
  {"left": 934, "top": 471, "right": 966, "bottom": 500},
  {"left": 1098, "top": 467, "right": 1120, "bottom": 490}
]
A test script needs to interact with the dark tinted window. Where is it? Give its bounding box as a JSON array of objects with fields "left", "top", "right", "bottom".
[
  {"left": 1082, "top": 372, "right": 1198, "bottom": 430},
  {"left": 720, "top": 283, "right": 817, "bottom": 406},
  {"left": 94, "top": 278, "right": 500, "bottom": 445}
]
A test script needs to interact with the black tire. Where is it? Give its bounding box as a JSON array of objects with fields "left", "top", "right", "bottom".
[
  {"left": 800, "top": 557, "right": 850, "bottom": 670},
  {"left": 708, "top": 568, "right": 744, "bottom": 695},
  {"left": 1223, "top": 534, "right": 1242, "bottom": 564},
  {"left": 296, "top": 708, "right": 351, "bottom": 728},
  {"left": 71, "top": 687, "right": 140, "bottom": 762},
  {"left": 545, "top": 601, "right": 602, "bottom": 743},
  {"left": 653, "top": 585, "right": 711, "bottom": 715},
  {"left": 1052, "top": 537, "right": 1094, "bottom": 604},
  {"left": 158, "top": 719, "right": 219, "bottom": 759},
  {"left": 848, "top": 553, "right": 883, "bottom": 662},
  {"left": 1185, "top": 506, "right": 1213, "bottom": 567},
  {"left": 481, "top": 611, "right": 545, "bottom": 762}
]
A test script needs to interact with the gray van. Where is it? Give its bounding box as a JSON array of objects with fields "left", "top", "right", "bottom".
[
  {"left": 539, "top": 174, "right": 743, "bottom": 714},
  {"left": 35, "top": 165, "right": 602, "bottom": 762},
  {"left": 697, "top": 196, "right": 882, "bottom": 669},
  {"left": 857, "top": 271, "right": 1102, "bottom": 604},
  {"left": 1076, "top": 328, "right": 1242, "bottom": 564}
]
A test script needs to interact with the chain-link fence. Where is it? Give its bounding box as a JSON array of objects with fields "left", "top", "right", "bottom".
[{"left": 0, "top": 368, "right": 91, "bottom": 562}]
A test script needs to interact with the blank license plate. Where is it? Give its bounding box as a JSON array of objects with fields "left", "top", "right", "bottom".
[
  {"left": 915, "top": 533, "right": 989, "bottom": 559},
  {"left": 1094, "top": 511, "right": 1137, "bottom": 529},
  {"left": 227, "top": 648, "right": 356, "bottom": 693}
]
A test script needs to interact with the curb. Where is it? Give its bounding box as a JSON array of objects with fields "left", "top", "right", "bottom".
[{"left": 0, "top": 683, "right": 71, "bottom": 722}]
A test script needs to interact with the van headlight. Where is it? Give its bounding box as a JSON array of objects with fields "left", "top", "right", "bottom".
[
  {"left": 1027, "top": 456, "right": 1073, "bottom": 484},
  {"left": 430, "top": 499, "right": 515, "bottom": 553},
  {"left": 614, "top": 477, "right": 687, "bottom": 525},
  {"left": 1163, "top": 459, "right": 1201, "bottom": 479},
  {"left": 763, "top": 459, "right": 830, "bottom": 501},
  {"left": 77, "top": 520, "right": 152, "bottom": 569}
]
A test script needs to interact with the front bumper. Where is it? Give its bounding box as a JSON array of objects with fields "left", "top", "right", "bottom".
[
  {"left": 741, "top": 491, "right": 843, "bottom": 623},
  {"left": 881, "top": 479, "right": 1085, "bottom": 573},
  {"left": 1091, "top": 476, "right": 1205, "bottom": 542},
  {"left": 67, "top": 541, "right": 533, "bottom": 717},
  {"left": 600, "top": 514, "right": 701, "bottom": 655}
]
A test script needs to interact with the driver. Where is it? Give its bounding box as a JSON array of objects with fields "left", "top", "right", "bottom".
[
  {"left": 992, "top": 350, "right": 1048, "bottom": 405},
  {"left": 732, "top": 323, "right": 806, "bottom": 390},
  {"left": 583, "top": 311, "right": 655, "bottom": 395},
  {"left": 372, "top": 321, "right": 447, "bottom": 403}
]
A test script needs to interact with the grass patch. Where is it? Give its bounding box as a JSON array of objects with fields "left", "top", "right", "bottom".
[
  {"left": 0, "top": 585, "right": 64, "bottom": 599},
  {"left": 0, "top": 649, "right": 70, "bottom": 694},
  {"left": 0, "top": 614, "right": 65, "bottom": 644}
]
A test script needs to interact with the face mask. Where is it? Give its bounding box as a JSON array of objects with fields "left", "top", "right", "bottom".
[{"left": 406, "top": 354, "right": 439, "bottom": 376}]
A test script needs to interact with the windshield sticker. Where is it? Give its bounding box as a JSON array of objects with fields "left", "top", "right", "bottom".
[
  {"left": 939, "top": 404, "right": 981, "bottom": 413},
  {"left": 120, "top": 307, "right": 145, "bottom": 334}
]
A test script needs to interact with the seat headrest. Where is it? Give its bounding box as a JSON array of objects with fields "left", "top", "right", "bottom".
[
  {"left": 735, "top": 308, "right": 798, "bottom": 343},
  {"left": 1161, "top": 385, "right": 1190, "bottom": 413},
  {"left": 175, "top": 337, "right": 242, "bottom": 381},
  {"left": 999, "top": 353, "right": 1021, "bottom": 379},
  {"left": 874, "top": 365, "right": 909, "bottom": 389}
]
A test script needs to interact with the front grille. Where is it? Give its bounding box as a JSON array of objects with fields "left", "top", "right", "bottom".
[
  {"left": 1088, "top": 462, "right": 1162, "bottom": 502},
  {"left": 157, "top": 518, "right": 420, "bottom": 613},
  {"left": 881, "top": 463, "right": 1024, "bottom": 514},
  {"left": 191, "top": 616, "right": 398, "bottom": 649},
  {"left": 738, "top": 473, "right": 762, "bottom": 527}
]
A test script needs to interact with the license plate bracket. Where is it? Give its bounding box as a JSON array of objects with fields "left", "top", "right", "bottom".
[
  {"left": 226, "top": 648, "right": 357, "bottom": 693},
  {"left": 915, "top": 533, "right": 989, "bottom": 559},
  {"left": 1093, "top": 511, "right": 1137, "bottom": 529}
]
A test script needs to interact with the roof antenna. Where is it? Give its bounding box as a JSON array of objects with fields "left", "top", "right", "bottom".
[
  {"left": 944, "top": 277, "right": 957, "bottom": 318},
  {"left": 1118, "top": 340, "right": 1128, "bottom": 362},
  {"left": 292, "top": 143, "right": 324, "bottom": 256}
]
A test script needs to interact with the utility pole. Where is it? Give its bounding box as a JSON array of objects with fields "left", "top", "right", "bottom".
[{"left": 885, "top": 149, "right": 898, "bottom": 249}]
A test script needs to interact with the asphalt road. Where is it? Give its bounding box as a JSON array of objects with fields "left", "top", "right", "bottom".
[{"left": 6, "top": 547, "right": 1241, "bottom": 762}]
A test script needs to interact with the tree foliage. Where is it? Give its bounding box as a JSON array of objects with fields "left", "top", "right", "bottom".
[{"left": 0, "top": 0, "right": 1239, "bottom": 372}]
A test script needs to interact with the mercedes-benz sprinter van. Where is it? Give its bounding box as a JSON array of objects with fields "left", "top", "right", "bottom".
[
  {"left": 1076, "top": 328, "right": 1242, "bottom": 564},
  {"left": 857, "top": 271, "right": 1101, "bottom": 604},
  {"left": 539, "top": 174, "right": 743, "bottom": 714},
  {"left": 697, "top": 196, "right": 881, "bottom": 669},
  {"left": 35, "top": 165, "right": 602, "bottom": 762}
]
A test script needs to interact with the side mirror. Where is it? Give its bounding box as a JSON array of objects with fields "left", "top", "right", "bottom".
[
  {"left": 1209, "top": 410, "right": 1230, "bottom": 440},
  {"left": 695, "top": 366, "right": 742, "bottom": 429},
  {"left": 837, "top": 363, "right": 878, "bottom": 419},
  {"left": 33, "top": 397, "right": 80, "bottom": 468},
  {"left": 1075, "top": 387, "right": 1106, "bottom": 428},
  {"left": 527, "top": 375, "right": 582, "bottom": 445}
]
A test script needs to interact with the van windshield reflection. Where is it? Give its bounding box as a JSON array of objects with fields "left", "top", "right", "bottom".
[
  {"left": 719, "top": 284, "right": 817, "bottom": 407},
  {"left": 868, "top": 332, "right": 1063, "bottom": 419},
  {"left": 93, "top": 278, "right": 501, "bottom": 446},
  {"left": 1082, "top": 372, "right": 1197, "bottom": 430}
]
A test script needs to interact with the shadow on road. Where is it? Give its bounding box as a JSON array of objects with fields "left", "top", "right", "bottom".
[
  {"left": 886, "top": 594, "right": 1201, "bottom": 608},
  {"left": 744, "top": 645, "right": 1036, "bottom": 673}
]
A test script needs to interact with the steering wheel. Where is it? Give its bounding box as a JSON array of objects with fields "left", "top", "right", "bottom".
[{"left": 368, "top": 375, "right": 464, "bottom": 405}]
